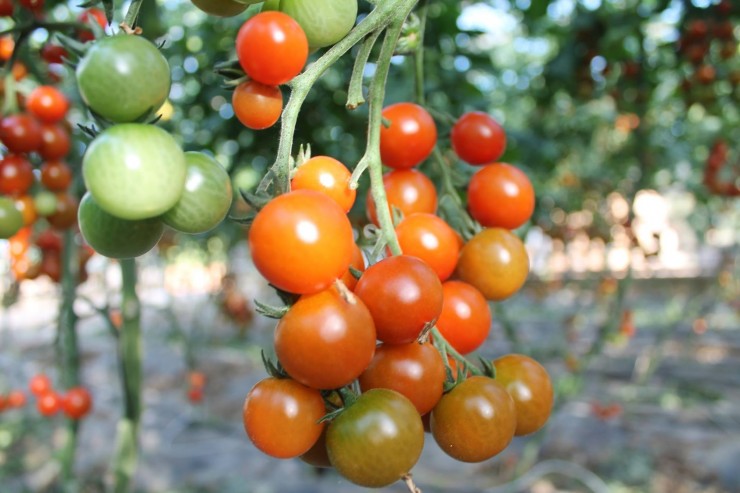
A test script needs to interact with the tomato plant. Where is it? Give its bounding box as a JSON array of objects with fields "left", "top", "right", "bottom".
[
  {"left": 493, "top": 354, "right": 554, "bottom": 436},
  {"left": 236, "top": 11, "right": 309, "bottom": 86},
  {"left": 248, "top": 189, "right": 354, "bottom": 294},
  {"left": 366, "top": 168, "right": 438, "bottom": 225},
  {"left": 274, "top": 285, "right": 376, "bottom": 389},
  {"left": 450, "top": 111, "right": 507, "bottom": 165},
  {"left": 262, "top": 0, "right": 358, "bottom": 49},
  {"left": 379, "top": 102, "right": 437, "bottom": 169},
  {"left": 326, "top": 388, "right": 424, "bottom": 487},
  {"left": 231, "top": 80, "right": 283, "bottom": 130},
  {"left": 467, "top": 162, "right": 535, "bottom": 230},
  {"left": 395, "top": 213, "right": 460, "bottom": 281},
  {"left": 242, "top": 377, "right": 325, "bottom": 458},
  {"left": 436, "top": 280, "right": 492, "bottom": 355},
  {"left": 291, "top": 155, "right": 356, "bottom": 212}
]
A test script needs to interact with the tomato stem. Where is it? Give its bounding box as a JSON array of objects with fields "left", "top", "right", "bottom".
[
  {"left": 412, "top": 0, "right": 428, "bottom": 106},
  {"left": 431, "top": 327, "right": 483, "bottom": 378},
  {"left": 346, "top": 29, "right": 383, "bottom": 110},
  {"left": 402, "top": 473, "right": 422, "bottom": 493}
]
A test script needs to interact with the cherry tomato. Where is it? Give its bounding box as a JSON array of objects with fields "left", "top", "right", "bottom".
[
  {"left": 436, "top": 281, "right": 492, "bottom": 355},
  {"left": 25, "top": 85, "right": 69, "bottom": 123},
  {"left": 242, "top": 377, "right": 325, "bottom": 458},
  {"left": 0, "top": 395, "right": 6, "bottom": 412},
  {"left": 354, "top": 255, "right": 443, "bottom": 344},
  {"left": 338, "top": 242, "right": 365, "bottom": 291},
  {"left": 0, "top": 197, "right": 24, "bottom": 239},
  {"left": 299, "top": 427, "right": 331, "bottom": 468},
  {"left": 359, "top": 341, "right": 445, "bottom": 415},
  {"left": 326, "top": 388, "right": 424, "bottom": 488},
  {"left": 40, "top": 161, "right": 73, "bottom": 192},
  {"left": 0, "top": 0, "right": 13, "bottom": 17},
  {"left": 431, "top": 376, "right": 516, "bottom": 462},
  {"left": 8, "top": 226, "right": 32, "bottom": 257},
  {"left": 493, "top": 354, "right": 553, "bottom": 436},
  {"left": 188, "top": 371, "right": 207, "bottom": 389},
  {"left": 291, "top": 155, "right": 356, "bottom": 213},
  {"left": 187, "top": 387, "right": 204, "bottom": 403},
  {"left": 395, "top": 213, "right": 459, "bottom": 281},
  {"left": 0, "top": 35, "right": 13, "bottom": 60},
  {"left": 455, "top": 228, "right": 529, "bottom": 301},
  {"left": 19, "top": 0, "right": 43, "bottom": 12},
  {"left": 467, "top": 163, "right": 535, "bottom": 230},
  {"left": 379, "top": 102, "right": 437, "bottom": 169},
  {"left": 262, "top": 0, "right": 357, "bottom": 49},
  {"left": 46, "top": 193, "right": 78, "bottom": 230},
  {"left": 30, "top": 374, "right": 52, "bottom": 396},
  {"left": 40, "top": 44, "right": 68, "bottom": 64},
  {"left": 191, "top": 0, "right": 250, "bottom": 17},
  {"left": 77, "top": 8, "right": 107, "bottom": 42},
  {"left": 248, "top": 190, "right": 355, "bottom": 294},
  {"left": 61, "top": 387, "right": 93, "bottom": 420},
  {"left": 0, "top": 114, "right": 42, "bottom": 153},
  {"left": 236, "top": 12, "right": 308, "bottom": 86},
  {"left": 37, "top": 391, "right": 62, "bottom": 417},
  {"left": 35, "top": 229, "right": 62, "bottom": 252},
  {"left": 275, "top": 285, "right": 376, "bottom": 389},
  {"left": 38, "top": 123, "right": 71, "bottom": 160},
  {"left": 0, "top": 155, "right": 35, "bottom": 195},
  {"left": 41, "top": 249, "right": 62, "bottom": 282},
  {"left": 7, "top": 390, "right": 26, "bottom": 408},
  {"left": 14, "top": 195, "right": 37, "bottom": 226},
  {"left": 232, "top": 80, "right": 283, "bottom": 130},
  {"left": 366, "top": 169, "right": 437, "bottom": 226},
  {"left": 451, "top": 111, "right": 506, "bottom": 165}
]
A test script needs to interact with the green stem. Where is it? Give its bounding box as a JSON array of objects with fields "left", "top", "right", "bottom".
[
  {"left": 413, "top": 0, "right": 428, "bottom": 106},
  {"left": 432, "top": 327, "right": 483, "bottom": 377},
  {"left": 346, "top": 29, "right": 383, "bottom": 110},
  {"left": 112, "top": 259, "right": 142, "bottom": 493},
  {"left": 257, "top": 0, "right": 420, "bottom": 196}
]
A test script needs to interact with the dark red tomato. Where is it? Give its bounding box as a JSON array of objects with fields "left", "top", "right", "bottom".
[
  {"left": 0, "top": 114, "right": 42, "bottom": 153},
  {"left": 0, "top": 395, "right": 6, "bottom": 412},
  {"left": 47, "top": 193, "right": 78, "bottom": 230},
  {"left": 40, "top": 44, "right": 68, "bottom": 64},
  {"left": 431, "top": 376, "right": 516, "bottom": 462},
  {"left": 41, "top": 249, "right": 61, "bottom": 282},
  {"left": 468, "top": 163, "right": 535, "bottom": 230},
  {"left": 354, "top": 255, "right": 443, "bottom": 344},
  {"left": 25, "top": 85, "right": 69, "bottom": 123},
  {"left": 300, "top": 426, "right": 331, "bottom": 468},
  {"left": 493, "top": 354, "right": 553, "bottom": 436},
  {"left": 232, "top": 80, "right": 283, "bottom": 130},
  {"left": 78, "top": 8, "right": 108, "bottom": 42},
  {"left": 236, "top": 11, "right": 308, "bottom": 86},
  {"left": 275, "top": 285, "right": 376, "bottom": 389},
  {"left": 248, "top": 190, "right": 354, "bottom": 294},
  {"left": 338, "top": 242, "right": 365, "bottom": 291},
  {"left": 61, "top": 387, "right": 92, "bottom": 420},
  {"left": 40, "top": 161, "right": 73, "bottom": 191},
  {"left": 395, "top": 213, "right": 459, "bottom": 281},
  {"left": 359, "top": 341, "right": 445, "bottom": 415},
  {"left": 326, "top": 388, "right": 424, "bottom": 488},
  {"left": 0, "top": 155, "right": 35, "bottom": 195},
  {"left": 7, "top": 390, "right": 26, "bottom": 408},
  {"left": 19, "top": 0, "right": 43, "bottom": 12},
  {"left": 291, "top": 155, "right": 356, "bottom": 213},
  {"left": 242, "top": 377, "right": 325, "bottom": 458},
  {"left": 37, "top": 391, "right": 62, "bottom": 417},
  {"left": 366, "top": 169, "right": 437, "bottom": 226},
  {"left": 35, "top": 229, "right": 62, "bottom": 251},
  {"left": 38, "top": 123, "right": 71, "bottom": 160},
  {"left": 436, "top": 281, "right": 492, "bottom": 355},
  {"left": 0, "top": 0, "right": 13, "bottom": 17},
  {"left": 455, "top": 228, "right": 529, "bottom": 301},
  {"left": 451, "top": 111, "right": 506, "bottom": 165},
  {"left": 379, "top": 102, "right": 437, "bottom": 169}
]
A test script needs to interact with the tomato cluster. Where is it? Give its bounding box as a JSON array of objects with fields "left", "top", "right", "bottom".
[{"left": 28, "top": 374, "right": 93, "bottom": 420}]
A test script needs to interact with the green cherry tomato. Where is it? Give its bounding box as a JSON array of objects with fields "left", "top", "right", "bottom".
[
  {"left": 33, "top": 191, "right": 58, "bottom": 217},
  {"left": 263, "top": 0, "right": 358, "bottom": 49},
  {"left": 78, "top": 192, "right": 164, "bottom": 259},
  {"left": 76, "top": 35, "right": 171, "bottom": 122},
  {"left": 0, "top": 196, "right": 24, "bottom": 239},
  {"left": 191, "top": 0, "right": 256, "bottom": 17},
  {"left": 162, "top": 152, "right": 233, "bottom": 234},
  {"left": 82, "top": 124, "right": 186, "bottom": 220},
  {"left": 327, "top": 388, "right": 424, "bottom": 488}
]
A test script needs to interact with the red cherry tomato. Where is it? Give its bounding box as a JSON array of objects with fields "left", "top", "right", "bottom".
[
  {"left": 0, "top": 155, "right": 35, "bottom": 195},
  {"left": 38, "top": 123, "right": 71, "bottom": 160},
  {"left": 78, "top": 8, "right": 108, "bottom": 42},
  {"left": 493, "top": 354, "right": 554, "bottom": 436},
  {"left": 14, "top": 195, "right": 37, "bottom": 225},
  {"left": 236, "top": 11, "right": 308, "bottom": 86},
  {"left": 25, "top": 85, "right": 69, "bottom": 123},
  {"left": 451, "top": 111, "right": 507, "bottom": 165},
  {"left": 7, "top": 390, "right": 26, "bottom": 408},
  {"left": 232, "top": 80, "right": 283, "bottom": 130},
  {"left": 379, "top": 102, "right": 437, "bottom": 169},
  {"left": 338, "top": 242, "right": 365, "bottom": 291},
  {"left": 436, "top": 281, "right": 492, "bottom": 355},
  {"left": 40, "top": 161, "right": 73, "bottom": 191},
  {"left": 0, "top": 114, "right": 42, "bottom": 153},
  {"left": 467, "top": 162, "right": 535, "bottom": 230},
  {"left": 0, "top": 0, "right": 14, "bottom": 17},
  {"left": 395, "top": 213, "right": 459, "bottom": 281},
  {"left": 40, "top": 44, "right": 68, "bottom": 64},
  {"left": 61, "top": 387, "right": 93, "bottom": 420},
  {"left": 366, "top": 169, "right": 437, "bottom": 226},
  {"left": 291, "top": 155, "right": 356, "bottom": 213},
  {"left": 37, "top": 391, "right": 62, "bottom": 417}
]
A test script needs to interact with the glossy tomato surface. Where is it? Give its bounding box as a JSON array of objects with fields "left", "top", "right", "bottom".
[
  {"left": 450, "top": 111, "right": 506, "bottom": 165},
  {"left": 291, "top": 155, "right": 356, "bottom": 212},
  {"left": 232, "top": 80, "right": 283, "bottom": 130},
  {"left": 366, "top": 169, "right": 437, "bottom": 225},
  {"left": 494, "top": 354, "right": 554, "bottom": 436},
  {"left": 436, "top": 281, "right": 492, "bottom": 355},
  {"left": 395, "top": 213, "right": 459, "bottom": 281},
  {"left": 191, "top": 0, "right": 251, "bottom": 17},
  {"left": 0, "top": 114, "right": 41, "bottom": 153},
  {"left": 467, "top": 162, "right": 535, "bottom": 230},
  {"left": 262, "top": 0, "right": 357, "bottom": 49},
  {"left": 61, "top": 387, "right": 92, "bottom": 420},
  {"left": 379, "top": 102, "right": 437, "bottom": 169},
  {"left": 0, "top": 196, "right": 23, "bottom": 239},
  {"left": 25, "top": 85, "right": 69, "bottom": 123},
  {"left": 0, "top": 154, "right": 34, "bottom": 195}
]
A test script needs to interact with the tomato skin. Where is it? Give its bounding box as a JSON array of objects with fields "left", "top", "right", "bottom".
[
  {"left": 30, "top": 374, "right": 52, "bottom": 396},
  {"left": 161, "top": 152, "right": 233, "bottom": 234},
  {"left": 242, "top": 377, "right": 325, "bottom": 459},
  {"left": 82, "top": 124, "right": 187, "bottom": 220},
  {"left": 262, "top": 0, "right": 358, "bottom": 49},
  {"left": 40, "top": 44, "right": 67, "bottom": 64},
  {"left": 13, "top": 195, "right": 37, "bottom": 226},
  {"left": 40, "top": 161, "right": 73, "bottom": 192},
  {"left": 455, "top": 228, "right": 529, "bottom": 301},
  {"left": 436, "top": 281, "right": 492, "bottom": 355},
  {"left": 248, "top": 190, "right": 354, "bottom": 294},
  {"left": 300, "top": 427, "right": 331, "bottom": 468},
  {"left": 191, "top": 0, "right": 250, "bottom": 17},
  {"left": 78, "top": 192, "right": 164, "bottom": 259},
  {"left": 7, "top": 390, "right": 26, "bottom": 408},
  {"left": 236, "top": 12, "right": 309, "bottom": 86},
  {"left": 379, "top": 102, "right": 437, "bottom": 169},
  {"left": 366, "top": 169, "right": 437, "bottom": 225},
  {"left": 451, "top": 111, "right": 506, "bottom": 165},
  {"left": 37, "top": 391, "right": 62, "bottom": 417},
  {"left": 47, "top": 193, "right": 79, "bottom": 230},
  {"left": 61, "top": 387, "right": 93, "bottom": 420},
  {"left": 354, "top": 255, "right": 443, "bottom": 344},
  {"left": 275, "top": 286, "right": 376, "bottom": 389},
  {"left": 468, "top": 163, "right": 535, "bottom": 230},
  {"left": 0, "top": 0, "right": 13, "bottom": 17},
  {"left": 493, "top": 354, "right": 554, "bottom": 436},
  {"left": 291, "top": 155, "right": 356, "bottom": 212},
  {"left": 0, "top": 155, "right": 35, "bottom": 195},
  {"left": 431, "top": 376, "right": 516, "bottom": 462},
  {"left": 338, "top": 242, "right": 364, "bottom": 291},
  {"left": 0, "top": 114, "right": 41, "bottom": 153},
  {"left": 25, "top": 85, "right": 69, "bottom": 123},
  {"left": 395, "top": 213, "right": 459, "bottom": 281},
  {"left": 38, "top": 123, "right": 71, "bottom": 160},
  {"left": 326, "top": 388, "right": 424, "bottom": 488},
  {"left": 76, "top": 35, "right": 170, "bottom": 122},
  {"left": 359, "top": 341, "right": 445, "bottom": 415},
  {"left": 232, "top": 80, "right": 283, "bottom": 130},
  {"left": 0, "top": 197, "right": 24, "bottom": 239}
]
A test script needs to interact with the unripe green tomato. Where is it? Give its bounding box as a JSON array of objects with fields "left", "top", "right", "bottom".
[
  {"left": 262, "top": 0, "right": 358, "bottom": 49},
  {"left": 78, "top": 192, "right": 164, "bottom": 259},
  {"left": 33, "top": 191, "right": 58, "bottom": 217},
  {"left": 0, "top": 197, "right": 24, "bottom": 239},
  {"left": 190, "top": 0, "right": 260, "bottom": 17},
  {"left": 76, "top": 35, "right": 171, "bottom": 123},
  {"left": 162, "top": 152, "right": 233, "bottom": 234}
]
